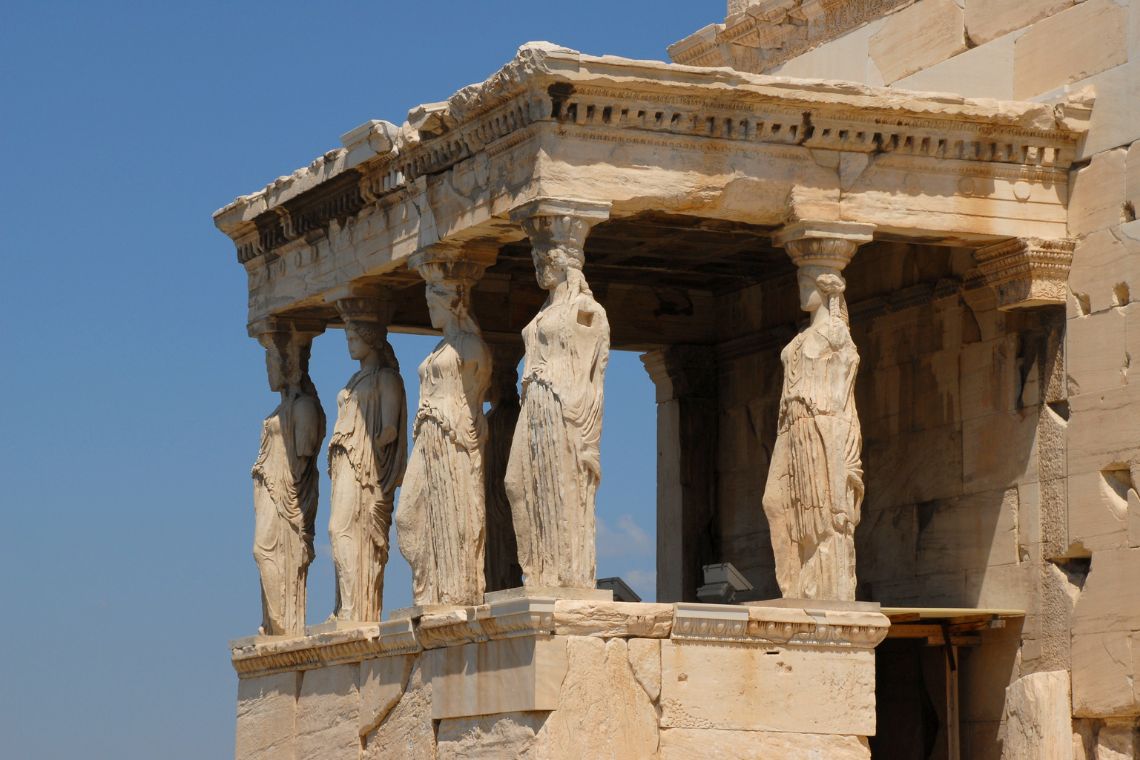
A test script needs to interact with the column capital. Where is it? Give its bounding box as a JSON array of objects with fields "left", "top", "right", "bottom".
[
  {"left": 246, "top": 315, "right": 326, "bottom": 341},
  {"left": 772, "top": 220, "right": 875, "bottom": 270},
  {"left": 409, "top": 243, "right": 494, "bottom": 285},
  {"left": 509, "top": 197, "right": 611, "bottom": 257},
  {"left": 974, "top": 236, "right": 1074, "bottom": 310},
  {"left": 641, "top": 345, "right": 717, "bottom": 403},
  {"left": 324, "top": 283, "right": 397, "bottom": 326}
]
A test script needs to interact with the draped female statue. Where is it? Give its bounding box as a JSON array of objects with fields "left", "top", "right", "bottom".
[
  {"left": 762, "top": 265, "right": 864, "bottom": 601},
  {"left": 506, "top": 213, "right": 610, "bottom": 589},
  {"left": 327, "top": 300, "right": 407, "bottom": 622},
  {"left": 396, "top": 261, "right": 491, "bottom": 606},
  {"left": 251, "top": 326, "right": 324, "bottom": 635}
]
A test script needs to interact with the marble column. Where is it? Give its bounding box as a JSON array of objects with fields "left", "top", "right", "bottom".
[
  {"left": 396, "top": 247, "right": 492, "bottom": 607},
  {"left": 248, "top": 317, "right": 326, "bottom": 636},
  {"left": 506, "top": 198, "right": 611, "bottom": 592},
  {"left": 483, "top": 334, "right": 525, "bottom": 592},
  {"left": 641, "top": 345, "right": 718, "bottom": 603},
  {"left": 326, "top": 290, "right": 407, "bottom": 623},
  {"left": 764, "top": 221, "right": 874, "bottom": 602}
]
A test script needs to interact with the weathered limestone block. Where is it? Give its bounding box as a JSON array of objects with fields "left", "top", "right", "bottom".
[
  {"left": 1068, "top": 231, "right": 1140, "bottom": 319},
  {"left": 1073, "top": 547, "right": 1140, "bottom": 635},
  {"left": 965, "top": 0, "right": 1072, "bottom": 46},
  {"left": 358, "top": 654, "right": 414, "bottom": 735},
  {"left": 436, "top": 712, "right": 548, "bottom": 759},
  {"left": 869, "top": 0, "right": 966, "bottom": 83},
  {"left": 915, "top": 488, "right": 1019, "bottom": 576},
  {"left": 1068, "top": 470, "right": 1132, "bottom": 553},
  {"left": 1068, "top": 60, "right": 1139, "bottom": 160},
  {"left": 1072, "top": 632, "right": 1136, "bottom": 718},
  {"left": 1069, "top": 149, "right": 1128, "bottom": 240},
  {"left": 362, "top": 660, "right": 435, "bottom": 759},
  {"left": 296, "top": 664, "right": 360, "bottom": 760},
  {"left": 770, "top": 21, "right": 885, "bottom": 86},
  {"left": 627, "top": 638, "right": 662, "bottom": 703},
  {"left": 236, "top": 672, "right": 301, "bottom": 760},
  {"left": 530, "top": 637, "right": 659, "bottom": 759},
  {"left": 894, "top": 31, "right": 1018, "bottom": 100},
  {"left": 553, "top": 600, "right": 673, "bottom": 638},
  {"left": 1126, "top": 142, "right": 1140, "bottom": 217},
  {"left": 659, "top": 640, "right": 876, "bottom": 735},
  {"left": 1096, "top": 719, "right": 1140, "bottom": 760},
  {"left": 1000, "top": 671, "right": 1074, "bottom": 760},
  {"left": 426, "top": 636, "right": 568, "bottom": 719},
  {"left": 1013, "top": 0, "right": 1127, "bottom": 99},
  {"left": 1067, "top": 361, "right": 1140, "bottom": 472},
  {"left": 660, "top": 728, "right": 870, "bottom": 760}
]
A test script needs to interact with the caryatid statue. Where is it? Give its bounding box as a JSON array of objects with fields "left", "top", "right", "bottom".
[
  {"left": 396, "top": 252, "right": 492, "bottom": 606},
  {"left": 763, "top": 223, "right": 872, "bottom": 601},
  {"left": 327, "top": 295, "right": 407, "bottom": 622},
  {"left": 250, "top": 320, "right": 325, "bottom": 636},
  {"left": 506, "top": 199, "right": 611, "bottom": 590}
]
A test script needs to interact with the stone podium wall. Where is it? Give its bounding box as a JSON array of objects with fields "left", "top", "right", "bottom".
[{"left": 233, "top": 600, "right": 889, "bottom": 760}]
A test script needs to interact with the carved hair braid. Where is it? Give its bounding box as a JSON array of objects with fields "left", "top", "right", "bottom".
[{"left": 815, "top": 272, "right": 850, "bottom": 327}]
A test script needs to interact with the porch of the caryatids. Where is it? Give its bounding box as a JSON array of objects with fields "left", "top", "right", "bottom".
[
  {"left": 762, "top": 221, "right": 874, "bottom": 602},
  {"left": 326, "top": 289, "right": 407, "bottom": 623},
  {"left": 248, "top": 317, "right": 326, "bottom": 636},
  {"left": 395, "top": 246, "right": 493, "bottom": 607},
  {"left": 505, "top": 198, "right": 612, "bottom": 593}
]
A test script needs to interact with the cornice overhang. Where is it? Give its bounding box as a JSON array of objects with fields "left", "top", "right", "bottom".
[{"left": 212, "top": 41, "right": 1088, "bottom": 269}]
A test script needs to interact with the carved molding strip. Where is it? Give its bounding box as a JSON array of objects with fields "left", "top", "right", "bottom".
[{"left": 230, "top": 599, "right": 892, "bottom": 677}]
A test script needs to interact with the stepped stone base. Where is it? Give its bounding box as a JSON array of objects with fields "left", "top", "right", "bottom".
[{"left": 232, "top": 597, "right": 890, "bottom": 759}]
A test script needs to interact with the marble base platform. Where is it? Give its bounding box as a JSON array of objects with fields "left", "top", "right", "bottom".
[{"left": 232, "top": 598, "right": 891, "bottom": 760}]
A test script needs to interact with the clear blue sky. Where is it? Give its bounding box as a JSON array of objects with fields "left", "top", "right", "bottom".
[{"left": 0, "top": 2, "right": 716, "bottom": 757}]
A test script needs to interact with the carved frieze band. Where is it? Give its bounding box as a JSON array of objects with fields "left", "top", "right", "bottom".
[{"left": 974, "top": 237, "right": 1075, "bottom": 310}]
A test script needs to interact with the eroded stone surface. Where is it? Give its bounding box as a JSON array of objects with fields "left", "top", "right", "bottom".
[
  {"left": 553, "top": 600, "right": 673, "bottom": 638},
  {"left": 627, "top": 638, "right": 662, "bottom": 703},
  {"left": 297, "top": 664, "right": 360, "bottom": 760},
  {"left": 660, "top": 728, "right": 870, "bottom": 760},
  {"left": 359, "top": 654, "right": 414, "bottom": 735},
  {"left": 236, "top": 672, "right": 301, "bottom": 760},
  {"left": 1000, "top": 671, "right": 1073, "bottom": 760},
  {"left": 659, "top": 640, "right": 876, "bottom": 735},
  {"left": 532, "top": 637, "right": 659, "bottom": 759},
  {"left": 869, "top": 0, "right": 966, "bottom": 83},
  {"left": 362, "top": 661, "right": 435, "bottom": 760},
  {"left": 436, "top": 712, "right": 548, "bottom": 759}
]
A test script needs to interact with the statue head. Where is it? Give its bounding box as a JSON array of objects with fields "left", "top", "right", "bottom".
[
  {"left": 259, "top": 330, "right": 312, "bottom": 393},
  {"left": 336, "top": 296, "right": 399, "bottom": 370},
  {"left": 532, "top": 243, "right": 585, "bottom": 291}
]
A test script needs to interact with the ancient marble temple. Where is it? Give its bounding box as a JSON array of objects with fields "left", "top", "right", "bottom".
[{"left": 213, "top": 0, "right": 1140, "bottom": 753}]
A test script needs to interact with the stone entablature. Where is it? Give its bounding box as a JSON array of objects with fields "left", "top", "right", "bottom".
[{"left": 212, "top": 43, "right": 1086, "bottom": 327}]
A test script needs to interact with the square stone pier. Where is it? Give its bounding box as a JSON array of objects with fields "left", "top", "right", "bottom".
[{"left": 232, "top": 597, "right": 889, "bottom": 759}]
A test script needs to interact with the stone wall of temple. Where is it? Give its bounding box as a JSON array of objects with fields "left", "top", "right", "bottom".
[{"left": 693, "top": 0, "right": 1140, "bottom": 755}]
